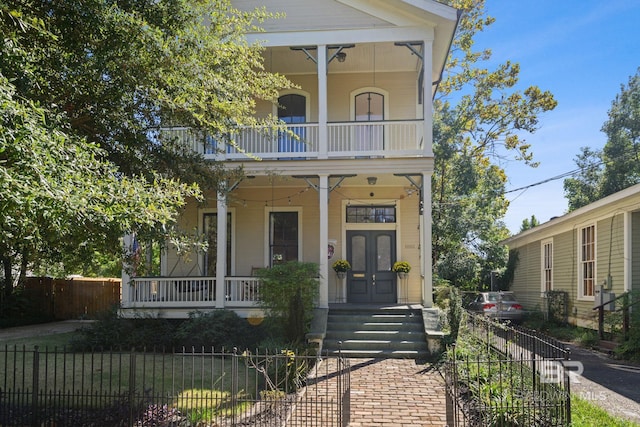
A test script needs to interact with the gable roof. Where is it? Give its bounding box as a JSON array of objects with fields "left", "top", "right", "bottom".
[
  {"left": 236, "top": 0, "right": 459, "bottom": 96},
  {"left": 503, "top": 183, "right": 640, "bottom": 247}
]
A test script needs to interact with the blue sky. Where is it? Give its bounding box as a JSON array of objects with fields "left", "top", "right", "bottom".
[{"left": 470, "top": 1, "right": 640, "bottom": 233}]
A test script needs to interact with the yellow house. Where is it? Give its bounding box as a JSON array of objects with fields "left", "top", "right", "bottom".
[
  {"left": 121, "top": 0, "right": 459, "bottom": 323},
  {"left": 502, "top": 183, "right": 640, "bottom": 329}
]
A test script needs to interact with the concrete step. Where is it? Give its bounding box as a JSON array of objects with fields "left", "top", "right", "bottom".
[
  {"left": 325, "top": 348, "right": 427, "bottom": 359},
  {"left": 324, "top": 338, "right": 428, "bottom": 352},
  {"left": 325, "top": 330, "right": 426, "bottom": 341},
  {"left": 323, "top": 307, "right": 429, "bottom": 359},
  {"left": 327, "top": 321, "right": 424, "bottom": 332}
]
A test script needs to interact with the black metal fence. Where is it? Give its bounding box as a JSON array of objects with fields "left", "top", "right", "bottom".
[
  {"left": 0, "top": 346, "right": 350, "bottom": 427},
  {"left": 444, "top": 313, "right": 571, "bottom": 426}
]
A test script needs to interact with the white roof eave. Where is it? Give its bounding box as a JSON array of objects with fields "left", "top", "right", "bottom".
[{"left": 502, "top": 183, "right": 640, "bottom": 247}]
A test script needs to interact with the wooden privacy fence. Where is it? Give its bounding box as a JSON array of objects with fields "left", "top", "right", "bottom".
[{"left": 23, "top": 277, "right": 121, "bottom": 320}]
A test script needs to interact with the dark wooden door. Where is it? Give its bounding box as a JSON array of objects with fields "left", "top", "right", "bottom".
[{"left": 346, "top": 230, "right": 396, "bottom": 303}]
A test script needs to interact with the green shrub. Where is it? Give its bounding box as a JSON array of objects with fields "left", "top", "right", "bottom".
[
  {"left": 615, "top": 305, "right": 640, "bottom": 361},
  {"left": 0, "top": 287, "right": 55, "bottom": 327},
  {"left": 522, "top": 310, "right": 547, "bottom": 331},
  {"left": 71, "top": 307, "right": 178, "bottom": 350},
  {"left": 576, "top": 328, "right": 599, "bottom": 348},
  {"left": 175, "top": 310, "right": 265, "bottom": 350},
  {"left": 72, "top": 308, "right": 268, "bottom": 351},
  {"left": 255, "top": 261, "right": 319, "bottom": 344}
]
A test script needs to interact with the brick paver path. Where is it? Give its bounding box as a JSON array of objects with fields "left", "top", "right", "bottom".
[
  {"left": 294, "top": 357, "right": 447, "bottom": 426},
  {"left": 347, "top": 358, "right": 447, "bottom": 427}
]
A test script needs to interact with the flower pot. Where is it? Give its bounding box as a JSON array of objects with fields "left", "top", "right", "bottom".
[
  {"left": 336, "top": 271, "right": 346, "bottom": 280},
  {"left": 397, "top": 272, "right": 408, "bottom": 279}
]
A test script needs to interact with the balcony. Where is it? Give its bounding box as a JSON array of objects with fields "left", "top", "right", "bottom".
[{"left": 162, "top": 120, "right": 425, "bottom": 161}]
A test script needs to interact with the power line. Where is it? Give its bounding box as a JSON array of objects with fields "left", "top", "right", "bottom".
[
  {"left": 504, "top": 168, "right": 582, "bottom": 194},
  {"left": 504, "top": 160, "right": 606, "bottom": 194}
]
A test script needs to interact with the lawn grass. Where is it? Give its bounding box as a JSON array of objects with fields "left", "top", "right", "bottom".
[
  {"left": 571, "top": 395, "right": 640, "bottom": 426},
  {"left": 522, "top": 318, "right": 639, "bottom": 426},
  {"left": 0, "top": 331, "right": 78, "bottom": 349},
  {"left": 0, "top": 335, "right": 262, "bottom": 409}
]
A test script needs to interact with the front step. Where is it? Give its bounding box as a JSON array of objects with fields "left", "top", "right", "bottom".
[{"left": 323, "top": 306, "right": 429, "bottom": 359}]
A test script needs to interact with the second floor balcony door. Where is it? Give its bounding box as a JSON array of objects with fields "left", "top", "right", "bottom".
[
  {"left": 278, "top": 94, "right": 306, "bottom": 157},
  {"left": 355, "top": 92, "right": 384, "bottom": 152}
]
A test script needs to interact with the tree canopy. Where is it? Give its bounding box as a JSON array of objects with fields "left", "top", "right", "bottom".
[
  {"left": 433, "top": 0, "right": 557, "bottom": 289},
  {"left": 2, "top": 1, "right": 291, "bottom": 184},
  {"left": 564, "top": 68, "right": 640, "bottom": 211},
  {"left": 0, "top": 1, "right": 292, "bottom": 299},
  {"left": 519, "top": 215, "right": 540, "bottom": 232},
  {"left": 0, "top": 75, "right": 198, "bottom": 299}
]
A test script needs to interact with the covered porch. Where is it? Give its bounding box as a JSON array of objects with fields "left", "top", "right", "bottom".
[{"left": 120, "top": 163, "right": 435, "bottom": 319}]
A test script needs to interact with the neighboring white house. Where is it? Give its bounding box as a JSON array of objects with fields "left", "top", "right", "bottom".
[
  {"left": 121, "top": 0, "right": 459, "bottom": 318},
  {"left": 502, "top": 183, "right": 640, "bottom": 329}
]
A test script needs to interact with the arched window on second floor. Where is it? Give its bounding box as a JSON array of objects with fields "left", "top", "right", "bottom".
[
  {"left": 352, "top": 89, "right": 386, "bottom": 151},
  {"left": 355, "top": 91, "right": 384, "bottom": 122},
  {"left": 277, "top": 93, "right": 307, "bottom": 155}
]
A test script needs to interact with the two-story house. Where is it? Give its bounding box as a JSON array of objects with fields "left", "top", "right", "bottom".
[{"left": 120, "top": 0, "right": 459, "bottom": 321}]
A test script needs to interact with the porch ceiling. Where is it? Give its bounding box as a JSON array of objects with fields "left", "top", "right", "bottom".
[
  {"left": 228, "top": 157, "right": 433, "bottom": 183},
  {"left": 226, "top": 172, "right": 422, "bottom": 189},
  {"left": 263, "top": 42, "right": 421, "bottom": 75}
]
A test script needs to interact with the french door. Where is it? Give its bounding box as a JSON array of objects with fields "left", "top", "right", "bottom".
[{"left": 346, "top": 230, "right": 396, "bottom": 303}]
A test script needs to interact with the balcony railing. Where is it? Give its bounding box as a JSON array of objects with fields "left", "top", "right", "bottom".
[
  {"left": 160, "top": 120, "right": 424, "bottom": 160},
  {"left": 125, "top": 276, "right": 261, "bottom": 308}
]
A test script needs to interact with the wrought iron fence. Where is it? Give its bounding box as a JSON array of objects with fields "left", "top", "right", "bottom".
[
  {"left": 0, "top": 346, "right": 350, "bottom": 427},
  {"left": 444, "top": 313, "right": 571, "bottom": 426}
]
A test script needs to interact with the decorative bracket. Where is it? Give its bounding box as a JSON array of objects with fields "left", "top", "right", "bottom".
[
  {"left": 395, "top": 173, "right": 424, "bottom": 215},
  {"left": 394, "top": 41, "right": 424, "bottom": 61},
  {"left": 290, "top": 45, "right": 356, "bottom": 66},
  {"left": 290, "top": 46, "right": 318, "bottom": 64},
  {"left": 293, "top": 174, "right": 356, "bottom": 193}
]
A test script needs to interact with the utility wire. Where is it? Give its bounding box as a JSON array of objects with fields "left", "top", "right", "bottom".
[{"left": 504, "top": 160, "right": 606, "bottom": 195}]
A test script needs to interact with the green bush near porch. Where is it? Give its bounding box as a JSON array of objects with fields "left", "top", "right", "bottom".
[
  {"left": 70, "top": 308, "right": 268, "bottom": 351},
  {"left": 255, "top": 261, "right": 319, "bottom": 344}
]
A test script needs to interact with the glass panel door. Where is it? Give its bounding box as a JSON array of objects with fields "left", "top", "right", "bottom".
[
  {"left": 346, "top": 230, "right": 396, "bottom": 303},
  {"left": 354, "top": 92, "right": 384, "bottom": 151},
  {"left": 278, "top": 94, "right": 306, "bottom": 156}
]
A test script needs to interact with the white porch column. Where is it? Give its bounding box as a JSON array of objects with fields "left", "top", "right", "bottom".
[
  {"left": 422, "top": 172, "right": 433, "bottom": 307},
  {"left": 317, "top": 45, "right": 328, "bottom": 159},
  {"left": 422, "top": 39, "right": 434, "bottom": 157},
  {"left": 215, "top": 188, "right": 228, "bottom": 308},
  {"left": 318, "top": 174, "right": 329, "bottom": 308}
]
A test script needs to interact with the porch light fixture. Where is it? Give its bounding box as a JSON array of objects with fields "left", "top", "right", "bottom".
[
  {"left": 336, "top": 51, "right": 346, "bottom": 62},
  {"left": 367, "top": 177, "right": 377, "bottom": 185}
]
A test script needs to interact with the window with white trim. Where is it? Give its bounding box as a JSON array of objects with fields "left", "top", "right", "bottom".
[
  {"left": 203, "top": 212, "right": 232, "bottom": 276},
  {"left": 579, "top": 225, "right": 596, "bottom": 298},
  {"left": 541, "top": 239, "right": 553, "bottom": 294},
  {"left": 269, "top": 211, "right": 299, "bottom": 266}
]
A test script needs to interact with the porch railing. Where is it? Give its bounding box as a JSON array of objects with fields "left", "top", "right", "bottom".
[
  {"left": 125, "top": 276, "right": 261, "bottom": 308},
  {"left": 160, "top": 119, "right": 424, "bottom": 161}
]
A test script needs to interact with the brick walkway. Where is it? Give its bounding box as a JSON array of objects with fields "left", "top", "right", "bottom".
[
  {"left": 295, "top": 357, "right": 447, "bottom": 427},
  {"left": 347, "top": 358, "right": 447, "bottom": 427}
]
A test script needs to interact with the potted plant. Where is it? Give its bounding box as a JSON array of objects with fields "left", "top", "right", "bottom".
[
  {"left": 332, "top": 259, "right": 351, "bottom": 279},
  {"left": 392, "top": 261, "right": 411, "bottom": 279}
]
